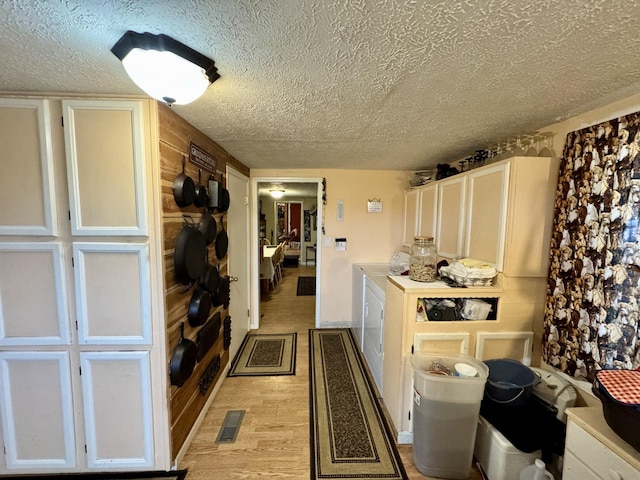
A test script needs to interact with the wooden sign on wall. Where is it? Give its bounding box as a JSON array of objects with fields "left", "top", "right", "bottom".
[{"left": 189, "top": 142, "right": 216, "bottom": 173}]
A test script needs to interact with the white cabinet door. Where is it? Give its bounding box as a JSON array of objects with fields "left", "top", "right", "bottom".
[
  {"left": 465, "top": 163, "right": 509, "bottom": 269},
  {"left": 362, "top": 282, "right": 384, "bottom": 393},
  {"left": 436, "top": 176, "right": 466, "bottom": 259},
  {"left": 0, "top": 351, "right": 76, "bottom": 470},
  {"left": 417, "top": 183, "right": 438, "bottom": 239},
  {"left": 403, "top": 189, "right": 419, "bottom": 246},
  {"left": 63, "top": 100, "right": 148, "bottom": 236},
  {"left": 80, "top": 351, "right": 154, "bottom": 469}
]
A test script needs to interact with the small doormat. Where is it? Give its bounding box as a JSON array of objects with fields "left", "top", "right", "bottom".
[
  {"left": 228, "top": 333, "right": 297, "bottom": 376},
  {"left": 309, "top": 329, "right": 407, "bottom": 479},
  {"left": 297, "top": 276, "right": 316, "bottom": 296},
  {"left": 0, "top": 471, "right": 187, "bottom": 480}
]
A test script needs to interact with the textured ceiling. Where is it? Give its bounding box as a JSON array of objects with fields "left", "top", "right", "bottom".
[{"left": 2, "top": 0, "right": 640, "bottom": 171}]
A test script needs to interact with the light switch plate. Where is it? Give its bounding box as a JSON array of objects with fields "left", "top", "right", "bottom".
[{"left": 337, "top": 199, "right": 344, "bottom": 222}]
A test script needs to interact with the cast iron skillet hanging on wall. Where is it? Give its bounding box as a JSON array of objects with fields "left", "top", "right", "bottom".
[
  {"left": 199, "top": 208, "right": 217, "bottom": 245},
  {"left": 193, "top": 169, "right": 208, "bottom": 208},
  {"left": 187, "top": 288, "right": 211, "bottom": 327},
  {"left": 169, "top": 323, "right": 198, "bottom": 387},
  {"left": 200, "top": 250, "right": 220, "bottom": 293},
  {"left": 172, "top": 156, "right": 196, "bottom": 208},
  {"left": 215, "top": 214, "right": 228, "bottom": 260},
  {"left": 211, "top": 275, "right": 230, "bottom": 308},
  {"left": 174, "top": 217, "right": 207, "bottom": 285},
  {"left": 217, "top": 186, "right": 230, "bottom": 213}
]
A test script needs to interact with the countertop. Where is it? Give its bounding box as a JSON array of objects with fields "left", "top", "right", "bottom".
[
  {"left": 387, "top": 274, "right": 501, "bottom": 294},
  {"left": 566, "top": 406, "right": 640, "bottom": 470}
]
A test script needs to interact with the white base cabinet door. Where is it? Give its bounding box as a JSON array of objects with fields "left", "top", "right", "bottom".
[
  {"left": 0, "top": 352, "right": 76, "bottom": 471},
  {"left": 80, "top": 352, "right": 154, "bottom": 469}
]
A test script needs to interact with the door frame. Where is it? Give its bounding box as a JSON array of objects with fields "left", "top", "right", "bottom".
[{"left": 250, "top": 177, "right": 323, "bottom": 329}]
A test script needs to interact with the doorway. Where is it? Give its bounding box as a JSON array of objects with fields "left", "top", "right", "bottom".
[{"left": 250, "top": 177, "right": 323, "bottom": 329}]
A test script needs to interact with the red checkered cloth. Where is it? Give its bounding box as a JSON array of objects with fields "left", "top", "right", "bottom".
[{"left": 596, "top": 370, "right": 640, "bottom": 406}]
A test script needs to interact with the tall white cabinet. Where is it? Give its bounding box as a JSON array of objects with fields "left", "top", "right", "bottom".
[{"left": 0, "top": 97, "right": 168, "bottom": 473}]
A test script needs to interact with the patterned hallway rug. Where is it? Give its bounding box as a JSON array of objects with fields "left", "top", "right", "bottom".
[
  {"left": 228, "top": 333, "right": 297, "bottom": 376},
  {"left": 309, "top": 329, "right": 407, "bottom": 479},
  {"left": 0, "top": 471, "right": 187, "bottom": 480},
  {"left": 297, "top": 276, "right": 316, "bottom": 296}
]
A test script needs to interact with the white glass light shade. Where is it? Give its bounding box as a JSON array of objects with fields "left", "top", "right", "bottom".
[
  {"left": 121, "top": 48, "right": 210, "bottom": 105},
  {"left": 270, "top": 190, "right": 285, "bottom": 199}
]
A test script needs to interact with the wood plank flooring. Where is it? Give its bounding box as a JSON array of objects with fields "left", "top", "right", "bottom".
[{"left": 179, "top": 265, "right": 483, "bottom": 479}]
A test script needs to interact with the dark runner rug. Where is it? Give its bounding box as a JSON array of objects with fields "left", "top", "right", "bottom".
[
  {"left": 297, "top": 276, "right": 316, "bottom": 296},
  {"left": 0, "top": 471, "right": 187, "bottom": 480},
  {"left": 309, "top": 329, "right": 407, "bottom": 479},
  {"left": 228, "top": 332, "right": 296, "bottom": 376}
]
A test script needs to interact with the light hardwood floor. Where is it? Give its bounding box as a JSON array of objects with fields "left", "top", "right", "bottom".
[{"left": 180, "top": 265, "right": 483, "bottom": 479}]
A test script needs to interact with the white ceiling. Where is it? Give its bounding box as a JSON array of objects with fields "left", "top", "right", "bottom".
[{"left": 2, "top": 0, "right": 640, "bottom": 172}]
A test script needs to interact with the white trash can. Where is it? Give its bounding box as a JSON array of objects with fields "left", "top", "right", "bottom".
[{"left": 411, "top": 352, "right": 488, "bottom": 479}]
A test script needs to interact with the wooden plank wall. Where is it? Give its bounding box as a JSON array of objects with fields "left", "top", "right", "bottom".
[{"left": 157, "top": 104, "right": 249, "bottom": 460}]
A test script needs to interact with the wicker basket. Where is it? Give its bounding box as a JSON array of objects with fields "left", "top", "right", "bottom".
[{"left": 439, "top": 270, "right": 495, "bottom": 287}]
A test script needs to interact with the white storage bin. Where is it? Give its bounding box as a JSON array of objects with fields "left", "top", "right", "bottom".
[{"left": 474, "top": 415, "right": 540, "bottom": 480}]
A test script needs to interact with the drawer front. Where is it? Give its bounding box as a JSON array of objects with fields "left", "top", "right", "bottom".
[
  {"left": 565, "top": 421, "right": 639, "bottom": 479},
  {"left": 563, "top": 450, "right": 602, "bottom": 480}
]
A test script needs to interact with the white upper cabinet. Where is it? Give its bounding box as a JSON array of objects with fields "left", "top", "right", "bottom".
[
  {"left": 403, "top": 189, "right": 419, "bottom": 246},
  {"left": 436, "top": 175, "right": 467, "bottom": 259},
  {"left": 464, "top": 163, "right": 510, "bottom": 270},
  {"left": 417, "top": 183, "right": 438, "bottom": 240},
  {"left": 0, "top": 98, "right": 58, "bottom": 236},
  {"left": 63, "top": 100, "right": 148, "bottom": 236},
  {"left": 404, "top": 156, "right": 558, "bottom": 274}
]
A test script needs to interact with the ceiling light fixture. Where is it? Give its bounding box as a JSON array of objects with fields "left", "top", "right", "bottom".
[
  {"left": 111, "top": 31, "right": 220, "bottom": 106},
  {"left": 270, "top": 186, "right": 285, "bottom": 199}
]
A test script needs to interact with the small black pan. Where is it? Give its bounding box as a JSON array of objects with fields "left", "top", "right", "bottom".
[
  {"left": 212, "top": 275, "right": 230, "bottom": 308},
  {"left": 172, "top": 156, "right": 196, "bottom": 208},
  {"left": 199, "top": 209, "right": 217, "bottom": 245},
  {"left": 169, "top": 323, "right": 198, "bottom": 387},
  {"left": 187, "top": 288, "right": 211, "bottom": 327},
  {"left": 194, "top": 169, "right": 208, "bottom": 208},
  {"left": 215, "top": 214, "right": 228, "bottom": 260},
  {"left": 217, "top": 186, "right": 230, "bottom": 213}
]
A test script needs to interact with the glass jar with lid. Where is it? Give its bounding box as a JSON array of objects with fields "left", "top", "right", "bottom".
[{"left": 409, "top": 236, "right": 437, "bottom": 282}]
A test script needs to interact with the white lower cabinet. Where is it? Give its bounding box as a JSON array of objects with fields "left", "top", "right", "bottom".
[
  {"left": 0, "top": 352, "right": 76, "bottom": 470},
  {"left": 80, "top": 352, "right": 154, "bottom": 469},
  {"left": 563, "top": 409, "right": 640, "bottom": 480}
]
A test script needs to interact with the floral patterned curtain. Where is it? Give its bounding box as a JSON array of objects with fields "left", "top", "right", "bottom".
[{"left": 544, "top": 113, "right": 640, "bottom": 382}]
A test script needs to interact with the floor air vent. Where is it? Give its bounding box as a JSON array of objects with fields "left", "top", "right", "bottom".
[{"left": 215, "top": 409, "right": 245, "bottom": 444}]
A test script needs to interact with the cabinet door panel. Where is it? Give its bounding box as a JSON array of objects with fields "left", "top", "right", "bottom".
[
  {"left": 0, "top": 98, "right": 58, "bottom": 236},
  {"left": 465, "top": 164, "right": 509, "bottom": 269},
  {"left": 80, "top": 352, "right": 153, "bottom": 469},
  {"left": 403, "top": 189, "right": 419, "bottom": 246},
  {"left": 0, "top": 351, "right": 76, "bottom": 469},
  {"left": 474, "top": 331, "right": 533, "bottom": 365},
  {"left": 417, "top": 184, "right": 437, "bottom": 239},
  {"left": 73, "top": 243, "right": 151, "bottom": 345},
  {"left": 63, "top": 100, "right": 148, "bottom": 236},
  {"left": 436, "top": 176, "right": 466, "bottom": 259},
  {"left": 363, "top": 284, "right": 384, "bottom": 393},
  {"left": 0, "top": 243, "right": 71, "bottom": 345}
]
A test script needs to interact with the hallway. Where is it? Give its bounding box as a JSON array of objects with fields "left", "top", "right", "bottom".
[{"left": 180, "top": 265, "right": 481, "bottom": 479}]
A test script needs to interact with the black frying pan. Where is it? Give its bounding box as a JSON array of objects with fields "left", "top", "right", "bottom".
[
  {"left": 187, "top": 288, "right": 211, "bottom": 327},
  {"left": 217, "top": 186, "right": 230, "bottom": 213},
  {"left": 215, "top": 214, "right": 228, "bottom": 260},
  {"left": 199, "top": 208, "right": 217, "bottom": 245},
  {"left": 174, "top": 217, "right": 207, "bottom": 285},
  {"left": 193, "top": 169, "right": 208, "bottom": 208},
  {"left": 212, "top": 275, "right": 230, "bottom": 308},
  {"left": 207, "top": 175, "right": 220, "bottom": 212},
  {"left": 200, "top": 255, "right": 220, "bottom": 293},
  {"left": 169, "top": 323, "right": 198, "bottom": 387},
  {"left": 172, "top": 156, "right": 196, "bottom": 208}
]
